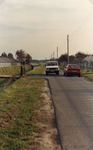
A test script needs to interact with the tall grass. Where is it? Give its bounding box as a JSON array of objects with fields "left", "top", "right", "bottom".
[
  {"left": 0, "top": 65, "right": 31, "bottom": 75},
  {"left": 0, "top": 77, "right": 44, "bottom": 150}
]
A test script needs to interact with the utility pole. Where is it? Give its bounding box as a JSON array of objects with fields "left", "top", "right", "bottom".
[
  {"left": 57, "top": 46, "right": 58, "bottom": 61},
  {"left": 67, "top": 34, "right": 69, "bottom": 64},
  {"left": 53, "top": 51, "right": 55, "bottom": 60}
]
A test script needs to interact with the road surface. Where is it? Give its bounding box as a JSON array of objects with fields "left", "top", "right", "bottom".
[{"left": 46, "top": 69, "right": 93, "bottom": 150}]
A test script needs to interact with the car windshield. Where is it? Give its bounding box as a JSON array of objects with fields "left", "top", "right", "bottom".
[
  {"left": 69, "top": 65, "right": 79, "bottom": 69},
  {"left": 46, "top": 62, "right": 57, "bottom": 66}
]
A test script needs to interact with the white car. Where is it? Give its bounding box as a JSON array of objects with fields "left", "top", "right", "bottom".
[{"left": 45, "top": 61, "right": 59, "bottom": 75}]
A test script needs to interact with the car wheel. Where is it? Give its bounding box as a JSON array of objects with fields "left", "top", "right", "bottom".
[
  {"left": 57, "top": 72, "right": 59, "bottom": 75},
  {"left": 66, "top": 72, "right": 68, "bottom": 76},
  {"left": 78, "top": 74, "right": 80, "bottom": 77},
  {"left": 46, "top": 72, "right": 48, "bottom": 75}
]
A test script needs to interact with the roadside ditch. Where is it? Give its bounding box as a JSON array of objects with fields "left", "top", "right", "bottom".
[{"left": 0, "top": 78, "right": 15, "bottom": 92}]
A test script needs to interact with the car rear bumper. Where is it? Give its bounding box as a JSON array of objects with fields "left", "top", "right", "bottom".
[{"left": 68, "top": 72, "right": 80, "bottom": 76}]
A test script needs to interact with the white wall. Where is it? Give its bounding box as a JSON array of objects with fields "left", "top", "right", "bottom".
[{"left": 0, "top": 63, "right": 20, "bottom": 67}]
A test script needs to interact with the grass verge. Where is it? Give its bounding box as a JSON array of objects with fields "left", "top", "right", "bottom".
[
  {"left": 0, "top": 65, "right": 31, "bottom": 76},
  {"left": 0, "top": 65, "right": 31, "bottom": 84},
  {"left": 0, "top": 77, "right": 45, "bottom": 150},
  {"left": 27, "top": 64, "right": 45, "bottom": 75},
  {"left": 81, "top": 69, "right": 93, "bottom": 81}
]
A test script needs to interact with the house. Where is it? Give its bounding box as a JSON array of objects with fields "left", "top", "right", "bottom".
[
  {"left": 0, "top": 57, "right": 20, "bottom": 67},
  {"left": 83, "top": 55, "right": 93, "bottom": 62}
]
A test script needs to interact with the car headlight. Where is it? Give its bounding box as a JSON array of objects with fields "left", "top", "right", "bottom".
[
  {"left": 56, "top": 67, "right": 59, "bottom": 70},
  {"left": 46, "top": 68, "right": 49, "bottom": 71}
]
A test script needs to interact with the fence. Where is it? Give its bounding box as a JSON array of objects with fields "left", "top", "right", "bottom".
[
  {"left": 59, "top": 61, "right": 93, "bottom": 70},
  {"left": 77, "top": 61, "right": 93, "bottom": 70}
]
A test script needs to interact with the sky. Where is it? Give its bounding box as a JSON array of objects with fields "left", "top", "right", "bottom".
[{"left": 0, "top": 0, "right": 93, "bottom": 60}]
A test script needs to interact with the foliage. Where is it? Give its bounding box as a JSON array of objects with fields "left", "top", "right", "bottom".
[
  {"left": 75, "top": 52, "right": 87, "bottom": 61},
  {"left": 15, "top": 49, "right": 26, "bottom": 63},
  {"left": 26, "top": 54, "right": 32, "bottom": 64},
  {"left": 58, "top": 53, "right": 68, "bottom": 63},
  {"left": 69, "top": 55, "right": 75, "bottom": 62},
  {"left": 0, "top": 77, "right": 44, "bottom": 149},
  {"left": 58, "top": 51, "right": 88, "bottom": 64},
  {"left": 8, "top": 53, "right": 13, "bottom": 58},
  {"left": 1, "top": 52, "right": 7, "bottom": 57}
]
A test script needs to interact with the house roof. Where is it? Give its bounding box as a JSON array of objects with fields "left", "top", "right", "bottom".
[
  {"left": 0, "top": 57, "right": 20, "bottom": 63},
  {"left": 83, "top": 55, "right": 93, "bottom": 62}
]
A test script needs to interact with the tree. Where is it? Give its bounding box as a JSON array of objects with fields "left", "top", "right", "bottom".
[
  {"left": 8, "top": 53, "right": 13, "bottom": 58},
  {"left": 75, "top": 52, "right": 87, "bottom": 61},
  {"left": 1, "top": 52, "right": 7, "bottom": 57},
  {"left": 15, "top": 49, "right": 26, "bottom": 63},
  {"left": 26, "top": 54, "right": 32, "bottom": 64},
  {"left": 69, "top": 55, "right": 75, "bottom": 62},
  {"left": 58, "top": 53, "right": 68, "bottom": 62}
]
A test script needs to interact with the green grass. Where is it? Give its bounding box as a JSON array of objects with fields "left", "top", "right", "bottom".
[
  {"left": 0, "top": 77, "right": 44, "bottom": 150},
  {"left": 0, "top": 65, "right": 31, "bottom": 84},
  {"left": 0, "top": 65, "right": 31, "bottom": 76},
  {"left": 27, "top": 64, "right": 45, "bottom": 75},
  {"left": 0, "top": 78, "right": 6, "bottom": 83},
  {"left": 81, "top": 69, "right": 93, "bottom": 81},
  {"left": 59, "top": 65, "right": 65, "bottom": 70}
]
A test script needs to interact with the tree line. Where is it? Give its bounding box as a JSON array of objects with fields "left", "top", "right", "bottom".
[
  {"left": 1, "top": 49, "right": 32, "bottom": 65},
  {"left": 58, "top": 52, "right": 88, "bottom": 63}
]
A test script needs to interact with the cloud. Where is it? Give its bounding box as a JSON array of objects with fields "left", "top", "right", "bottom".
[
  {"left": 0, "top": 0, "right": 83, "bottom": 30},
  {"left": 0, "top": 0, "right": 93, "bottom": 59},
  {"left": 88, "top": 0, "right": 93, "bottom": 5},
  {"left": 0, "top": 0, "right": 5, "bottom": 5}
]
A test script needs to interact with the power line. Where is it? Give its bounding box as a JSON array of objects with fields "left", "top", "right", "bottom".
[
  {"left": 70, "top": 18, "right": 93, "bottom": 41},
  {"left": 70, "top": 9, "right": 93, "bottom": 40}
]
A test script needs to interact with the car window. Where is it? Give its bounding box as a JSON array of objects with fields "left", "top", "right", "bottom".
[
  {"left": 46, "top": 62, "right": 57, "bottom": 66},
  {"left": 69, "top": 65, "right": 79, "bottom": 69}
]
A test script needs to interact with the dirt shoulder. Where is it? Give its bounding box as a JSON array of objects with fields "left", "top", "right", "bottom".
[{"left": 28, "top": 80, "right": 61, "bottom": 150}]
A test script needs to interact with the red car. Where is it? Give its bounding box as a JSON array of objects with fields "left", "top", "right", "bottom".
[{"left": 64, "top": 64, "right": 81, "bottom": 77}]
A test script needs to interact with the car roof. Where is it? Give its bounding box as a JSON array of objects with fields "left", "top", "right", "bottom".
[
  {"left": 67, "top": 64, "right": 80, "bottom": 68},
  {"left": 67, "top": 64, "right": 79, "bottom": 66}
]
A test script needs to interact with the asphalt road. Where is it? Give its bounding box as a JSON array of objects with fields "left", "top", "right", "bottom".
[{"left": 46, "top": 69, "right": 93, "bottom": 150}]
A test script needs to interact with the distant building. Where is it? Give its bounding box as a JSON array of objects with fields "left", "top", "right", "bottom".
[
  {"left": 0, "top": 57, "right": 20, "bottom": 67},
  {"left": 83, "top": 55, "right": 93, "bottom": 62},
  {"left": 39, "top": 60, "right": 46, "bottom": 63},
  {"left": 31, "top": 60, "right": 39, "bottom": 64}
]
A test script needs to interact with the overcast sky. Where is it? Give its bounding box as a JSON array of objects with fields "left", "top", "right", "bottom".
[{"left": 0, "top": 0, "right": 93, "bottom": 59}]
